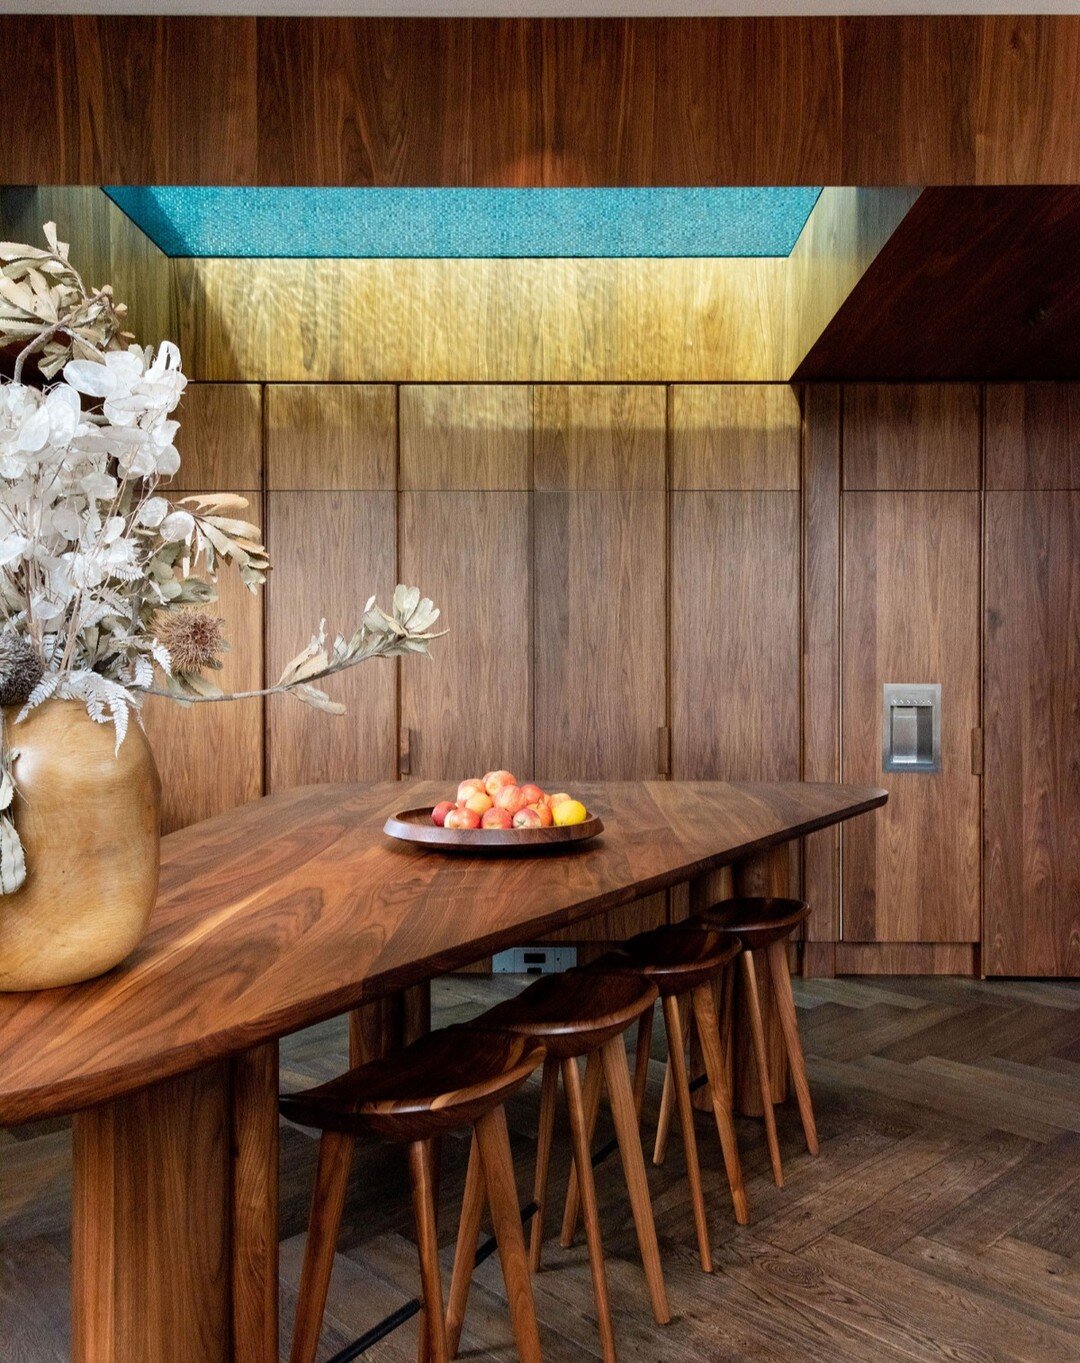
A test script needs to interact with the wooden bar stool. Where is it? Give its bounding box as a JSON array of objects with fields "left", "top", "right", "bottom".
[
  {"left": 452, "top": 970, "right": 670, "bottom": 1363},
  {"left": 657, "top": 897, "right": 818, "bottom": 1185},
  {"left": 570, "top": 926, "right": 747, "bottom": 1278},
  {"left": 280, "top": 1025, "right": 547, "bottom": 1363}
]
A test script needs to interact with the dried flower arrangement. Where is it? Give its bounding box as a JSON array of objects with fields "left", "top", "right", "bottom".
[{"left": 0, "top": 223, "right": 441, "bottom": 894}]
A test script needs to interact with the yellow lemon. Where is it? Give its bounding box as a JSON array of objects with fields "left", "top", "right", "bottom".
[{"left": 552, "top": 798, "right": 588, "bottom": 827}]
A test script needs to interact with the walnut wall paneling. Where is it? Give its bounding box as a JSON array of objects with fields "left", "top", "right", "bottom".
[
  {"left": 670, "top": 384, "right": 800, "bottom": 491},
  {"left": 398, "top": 386, "right": 532, "bottom": 781},
  {"left": 266, "top": 385, "right": 396, "bottom": 491},
  {"left": 983, "top": 492, "right": 1080, "bottom": 977},
  {"left": 670, "top": 493, "right": 801, "bottom": 783},
  {"left": 532, "top": 386, "right": 667, "bottom": 782},
  {"left": 985, "top": 385, "right": 1080, "bottom": 490},
  {"left": 265, "top": 386, "right": 398, "bottom": 788},
  {"left": 801, "top": 385, "right": 842, "bottom": 945},
  {"left": 140, "top": 384, "right": 264, "bottom": 834},
  {"left": 841, "top": 491, "right": 981, "bottom": 944},
  {"left": 843, "top": 385, "right": 981, "bottom": 490}
]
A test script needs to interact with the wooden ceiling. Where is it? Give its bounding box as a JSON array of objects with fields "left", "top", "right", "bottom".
[{"left": 794, "top": 187, "right": 1080, "bottom": 381}]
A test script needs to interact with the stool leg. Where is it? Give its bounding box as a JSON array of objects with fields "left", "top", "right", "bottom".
[
  {"left": 409, "top": 1139, "right": 450, "bottom": 1363},
  {"left": 601, "top": 1036, "right": 671, "bottom": 1327},
  {"left": 418, "top": 1137, "right": 444, "bottom": 1363},
  {"left": 719, "top": 963, "right": 735, "bottom": 1062},
  {"left": 561, "top": 1055, "right": 617, "bottom": 1363},
  {"left": 290, "top": 1131, "right": 355, "bottom": 1363},
  {"left": 560, "top": 1051, "right": 603, "bottom": 1247},
  {"left": 475, "top": 1106, "right": 543, "bottom": 1363},
  {"left": 662, "top": 994, "right": 713, "bottom": 1272},
  {"left": 766, "top": 938, "right": 819, "bottom": 1156},
  {"left": 446, "top": 1133, "right": 484, "bottom": 1359},
  {"left": 741, "top": 950, "right": 784, "bottom": 1187},
  {"left": 652, "top": 995, "right": 688, "bottom": 1167},
  {"left": 529, "top": 1056, "right": 560, "bottom": 1272},
  {"left": 632, "top": 1004, "right": 655, "bottom": 1119},
  {"left": 690, "top": 982, "right": 749, "bottom": 1226}
]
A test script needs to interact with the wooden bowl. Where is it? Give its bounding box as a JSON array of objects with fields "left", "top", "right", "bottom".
[{"left": 383, "top": 806, "right": 604, "bottom": 852}]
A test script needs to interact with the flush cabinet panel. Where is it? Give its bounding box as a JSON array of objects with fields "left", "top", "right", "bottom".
[
  {"left": 398, "top": 386, "right": 533, "bottom": 781},
  {"left": 265, "top": 385, "right": 398, "bottom": 789},
  {"left": 141, "top": 384, "right": 264, "bottom": 833},
  {"left": 841, "top": 491, "right": 981, "bottom": 943},
  {"left": 984, "top": 492, "right": 1080, "bottom": 976}
]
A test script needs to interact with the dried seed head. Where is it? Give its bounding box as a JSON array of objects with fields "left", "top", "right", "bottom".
[
  {"left": 155, "top": 609, "right": 227, "bottom": 674},
  {"left": 0, "top": 632, "right": 44, "bottom": 709}
]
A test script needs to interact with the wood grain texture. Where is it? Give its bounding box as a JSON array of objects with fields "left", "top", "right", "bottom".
[
  {"left": 0, "top": 780, "right": 885, "bottom": 1125},
  {"left": 266, "top": 492, "right": 397, "bottom": 789},
  {"left": 140, "top": 488, "right": 263, "bottom": 835},
  {"left": 71, "top": 1063, "right": 231, "bottom": 1363},
  {"left": 809, "top": 942, "right": 978, "bottom": 976},
  {"left": 533, "top": 385, "right": 665, "bottom": 491},
  {"left": 985, "top": 385, "right": 1080, "bottom": 490},
  {"left": 842, "top": 492, "right": 981, "bottom": 944},
  {"left": 399, "top": 492, "right": 531, "bottom": 781},
  {"left": 170, "top": 383, "right": 262, "bottom": 492},
  {"left": 670, "top": 384, "right": 800, "bottom": 491},
  {"left": 843, "top": 385, "right": 981, "bottom": 491},
  {"left": 796, "top": 189, "right": 1080, "bottom": 382},
  {"left": 400, "top": 385, "right": 530, "bottom": 491},
  {"left": 176, "top": 256, "right": 795, "bottom": 384},
  {"left": 801, "top": 386, "right": 841, "bottom": 943},
  {"left": 266, "top": 385, "right": 396, "bottom": 491},
  {"left": 671, "top": 492, "right": 800, "bottom": 782},
  {"left": 983, "top": 493, "right": 1080, "bottom": 977},
  {"left": 5, "top": 15, "right": 1080, "bottom": 186},
  {"left": 0, "top": 703, "right": 160, "bottom": 992}
]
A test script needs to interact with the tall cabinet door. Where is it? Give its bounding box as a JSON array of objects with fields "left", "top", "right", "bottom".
[
  {"left": 983, "top": 385, "right": 1080, "bottom": 975},
  {"left": 141, "top": 383, "right": 265, "bottom": 832},
  {"left": 841, "top": 386, "right": 981, "bottom": 945},
  {"left": 669, "top": 385, "right": 802, "bottom": 783},
  {"left": 532, "top": 385, "right": 668, "bottom": 783},
  {"left": 398, "top": 386, "right": 533, "bottom": 781},
  {"left": 265, "top": 385, "right": 398, "bottom": 788}
]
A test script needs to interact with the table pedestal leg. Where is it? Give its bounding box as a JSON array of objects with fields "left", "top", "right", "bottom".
[
  {"left": 687, "top": 844, "right": 790, "bottom": 1116},
  {"left": 349, "top": 982, "right": 432, "bottom": 1066},
  {"left": 71, "top": 1042, "right": 280, "bottom": 1363}
]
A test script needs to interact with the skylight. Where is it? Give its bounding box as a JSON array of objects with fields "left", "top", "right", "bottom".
[{"left": 104, "top": 187, "right": 822, "bottom": 260}]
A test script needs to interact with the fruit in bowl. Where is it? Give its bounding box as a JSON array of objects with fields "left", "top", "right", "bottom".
[{"left": 431, "top": 775, "right": 589, "bottom": 833}]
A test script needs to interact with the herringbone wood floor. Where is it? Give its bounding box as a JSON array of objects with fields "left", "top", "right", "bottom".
[{"left": 3, "top": 974, "right": 1079, "bottom": 1361}]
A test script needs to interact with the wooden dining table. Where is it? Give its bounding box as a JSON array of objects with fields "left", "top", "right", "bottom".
[{"left": 0, "top": 778, "right": 885, "bottom": 1363}]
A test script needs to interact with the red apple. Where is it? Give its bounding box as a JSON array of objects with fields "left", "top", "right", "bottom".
[
  {"left": 494, "top": 784, "right": 528, "bottom": 815},
  {"left": 518, "top": 783, "right": 545, "bottom": 806},
  {"left": 456, "top": 778, "right": 486, "bottom": 805},
  {"left": 548, "top": 792, "right": 573, "bottom": 810},
  {"left": 530, "top": 802, "right": 553, "bottom": 828},
  {"left": 431, "top": 800, "right": 455, "bottom": 827},
  {"left": 446, "top": 806, "right": 481, "bottom": 830},
  {"left": 513, "top": 807, "right": 543, "bottom": 829},
  {"left": 483, "top": 769, "right": 518, "bottom": 797},
  {"left": 465, "top": 790, "right": 494, "bottom": 816},
  {"left": 481, "top": 807, "right": 514, "bottom": 830}
]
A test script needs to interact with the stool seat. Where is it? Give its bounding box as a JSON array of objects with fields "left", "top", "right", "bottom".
[
  {"left": 690, "top": 896, "right": 810, "bottom": 951},
  {"left": 473, "top": 968, "right": 658, "bottom": 1060},
  {"left": 280, "top": 1025, "right": 545, "bottom": 1140},
  {"left": 592, "top": 925, "right": 740, "bottom": 996}
]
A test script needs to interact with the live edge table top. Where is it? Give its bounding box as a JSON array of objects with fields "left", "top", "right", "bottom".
[{"left": 0, "top": 780, "right": 885, "bottom": 1125}]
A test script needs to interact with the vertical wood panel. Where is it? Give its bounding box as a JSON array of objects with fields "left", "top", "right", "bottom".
[
  {"left": 399, "top": 492, "right": 531, "bottom": 781},
  {"left": 533, "top": 385, "right": 665, "bottom": 490},
  {"left": 266, "top": 385, "right": 396, "bottom": 491},
  {"left": 670, "top": 384, "right": 801, "bottom": 490},
  {"left": 985, "top": 384, "right": 1080, "bottom": 490},
  {"left": 266, "top": 492, "right": 397, "bottom": 789},
  {"left": 843, "top": 385, "right": 981, "bottom": 490},
  {"left": 984, "top": 492, "right": 1080, "bottom": 976},
  {"left": 802, "top": 385, "right": 841, "bottom": 948},
  {"left": 841, "top": 491, "right": 981, "bottom": 943},
  {"left": 671, "top": 492, "right": 800, "bottom": 782},
  {"left": 171, "top": 384, "right": 262, "bottom": 493},
  {"left": 400, "top": 386, "right": 530, "bottom": 490}
]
